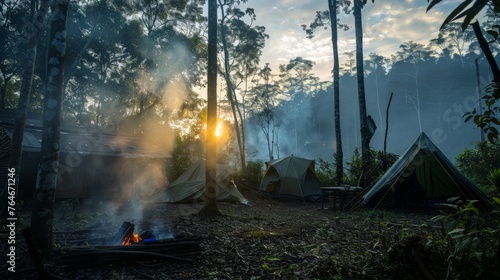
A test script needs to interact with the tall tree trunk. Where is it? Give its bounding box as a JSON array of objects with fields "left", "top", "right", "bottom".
[
  {"left": 383, "top": 92, "right": 393, "bottom": 170},
  {"left": 328, "top": 0, "right": 343, "bottom": 184},
  {"left": 31, "top": 0, "right": 69, "bottom": 256},
  {"left": 472, "top": 21, "right": 500, "bottom": 82},
  {"left": 218, "top": 1, "right": 246, "bottom": 171},
  {"left": 353, "top": 0, "right": 370, "bottom": 187},
  {"left": 413, "top": 64, "right": 423, "bottom": 132},
  {"left": 0, "top": 75, "right": 12, "bottom": 109},
  {"left": 375, "top": 72, "right": 383, "bottom": 137},
  {"left": 201, "top": 0, "right": 220, "bottom": 215},
  {"left": 0, "top": 0, "right": 50, "bottom": 221},
  {"left": 384, "top": 92, "right": 393, "bottom": 154},
  {"left": 475, "top": 58, "right": 485, "bottom": 142}
]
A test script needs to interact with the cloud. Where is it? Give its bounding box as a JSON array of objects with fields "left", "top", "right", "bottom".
[{"left": 237, "top": 0, "right": 460, "bottom": 81}]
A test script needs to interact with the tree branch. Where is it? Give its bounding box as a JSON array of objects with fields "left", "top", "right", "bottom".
[{"left": 472, "top": 21, "right": 500, "bottom": 82}]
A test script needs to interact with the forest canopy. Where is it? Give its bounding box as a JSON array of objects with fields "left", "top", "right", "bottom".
[{"left": 0, "top": 0, "right": 498, "bottom": 165}]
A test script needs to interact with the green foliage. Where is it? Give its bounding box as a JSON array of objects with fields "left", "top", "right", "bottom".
[
  {"left": 488, "top": 169, "right": 500, "bottom": 193},
  {"left": 345, "top": 148, "right": 398, "bottom": 186},
  {"left": 464, "top": 82, "right": 500, "bottom": 143},
  {"left": 315, "top": 157, "right": 337, "bottom": 185},
  {"left": 237, "top": 159, "right": 264, "bottom": 188},
  {"left": 428, "top": 1, "right": 500, "bottom": 143},
  {"left": 427, "top": 0, "right": 489, "bottom": 30},
  {"left": 456, "top": 141, "right": 500, "bottom": 192},
  {"left": 166, "top": 134, "right": 197, "bottom": 182},
  {"left": 426, "top": 200, "right": 500, "bottom": 279}
]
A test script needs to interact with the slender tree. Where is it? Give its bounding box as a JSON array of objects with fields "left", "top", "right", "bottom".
[
  {"left": 249, "top": 64, "right": 281, "bottom": 160},
  {"left": 329, "top": 0, "right": 343, "bottom": 184},
  {"left": 278, "top": 57, "right": 319, "bottom": 153},
  {"left": 341, "top": 50, "right": 356, "bottom": 75},
  {"left": 395, "top": 41, "right": 435, "bottom": 132},
  {"left": 278, "top": 57, "right": 318, "bottom": 97},
  {"left": 0, "top": 0, "right": 50, "bottom": 221},
  {"left": 427, "top": 0, "right": 500, "bottom": 142},
  {"left": 0, "top": 1, "right": 22, "bottom": 110},
  {"left": 430, "top": 22, "right": 473, "bottom": 67},
  {"left": 302, "top": 0, "right": 350, "bottom": 184},
  {"left": 218, "top": 1, "right": 246, "bottom": 171},
  {"left": 31, "top": 0, "right": 69, "bottom": 255},
  {"left": 364, "top": 53, "right": 388, "bottom": 130},
  {"left": 353, "top": 0, "right": 370, "bottom": 186},
  {"left": 217, "top": 1, "right": 267, "bottom": 171},
  {"left": 383, "top": 92, "right": 393, "bottom": 169},
  {"left": 201, "top": 0, "right": 219, "bottom": 215}
]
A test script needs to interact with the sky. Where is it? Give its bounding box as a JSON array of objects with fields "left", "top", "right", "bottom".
[{"left": 235, "top": 0, "right": 462, "bottom": 81}]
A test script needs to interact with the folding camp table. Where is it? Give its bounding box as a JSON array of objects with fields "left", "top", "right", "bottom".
[{"left": 321, "top": 186, "right": 362, "bottom": 210}]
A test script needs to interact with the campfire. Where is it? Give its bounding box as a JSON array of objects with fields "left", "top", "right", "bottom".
[
  {"left": 122, "top": 233, "right": 141, "bottom": 245},
  {"left": 55, "top": 221, "right": 203, "bottom": 271},
  {"left": 111, "top": 222, "right": 165, "bottom": 245},
  {"left": 112, "top": 222, "right": 145, "bottom": 246}
]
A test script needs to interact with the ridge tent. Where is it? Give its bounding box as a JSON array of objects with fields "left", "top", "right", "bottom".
[
  {"left": 150, "top": 159, "right": 248, "bottom": 203},
  {"left": 362, "top": 132, "right": 491, "bottom": 210},
  {"left": 260, "top": 155, "right": 323, "bottom": 198}
]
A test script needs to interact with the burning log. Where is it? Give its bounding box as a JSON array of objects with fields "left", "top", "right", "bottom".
[
  {"left": 55, "top": 222, "right": 202, "bottom": 270},
  {"left": 111, "top": 222, "right": 142, "bottom": 245},
  {"left": 58, "top": 238, "right": 202, "bottom": 270},
  {"left": 59, "top": 249, "right": 193, "bottom": 264}
]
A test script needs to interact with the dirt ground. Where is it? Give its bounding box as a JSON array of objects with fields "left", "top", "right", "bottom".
[{"left": 1, "top": 187, "right": 439, "bottom": 279}]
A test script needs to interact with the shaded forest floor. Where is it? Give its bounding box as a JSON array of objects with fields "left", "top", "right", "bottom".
[{"left": 2, "top": 188, "right": 446, "bottom": 279}]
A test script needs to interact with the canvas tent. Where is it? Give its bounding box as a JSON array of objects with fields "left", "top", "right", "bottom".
[
  {"left": 150, "top": 159, "right": 248, "bottom": 203},
  {"left": 362, "top": 132, "right": 491, "bottom": 209},
  {"left": 260, "top": 155, "right": 323, "bottom": 198}
]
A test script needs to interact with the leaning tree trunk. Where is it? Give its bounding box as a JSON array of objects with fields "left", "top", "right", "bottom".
[
  {"left": 354, "top": 0, "right": 370, "bottom": 187},
  {"left": 31, "top": 0, "right": 69, "bottom": 256},
  {"left": 474, "top": 58, "right": 485, "bottom": 142},
  {"left": 472, "top": 21, "right": 500, "bottom": 82},
  {"left": 0, "top": 0, "right": 50, "bottom": 221},
  {"left": 328, "top": 0, "right": 343, "bottom": 184},
  {"left": 218, "top": 1, "right": 246, "bottom": 171},
  {"left": 383, "top": 92, "right": 393, "bottom": 170},
  {"left": 200, "top": 0, "right": 220, "bottom": 216}
]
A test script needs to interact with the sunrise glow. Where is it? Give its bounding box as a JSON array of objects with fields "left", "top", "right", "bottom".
[{"left": 215, "top": 122, "right": 222, "bottom": 138}]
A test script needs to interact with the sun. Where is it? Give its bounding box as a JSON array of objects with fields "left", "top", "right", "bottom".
[{"left": 215, "top": 122, "right": 222, "bottom": 138}]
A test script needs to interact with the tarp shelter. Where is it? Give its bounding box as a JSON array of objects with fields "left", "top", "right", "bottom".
[
  {"left": 0, "top": 109, "right": 169, "bottom": 200},
  {"left": 362, "top": 132, "right": 491, "bottom": 209},
  {"left": 260, "top": 155, "right": 323, "bottom": 198},
  {"left": 150, "top": 159, "right": 248, "bottom": 203}
]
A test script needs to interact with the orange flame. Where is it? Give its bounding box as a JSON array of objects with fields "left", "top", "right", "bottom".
[{"left": 122, "top": 233, "right": 142, "bottom": 246}]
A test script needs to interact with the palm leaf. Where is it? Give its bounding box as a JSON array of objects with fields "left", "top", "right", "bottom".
[
  {"left": 439, "top": 0, "right": 473, "bottom": 30},
  {"left": 455, "top": 0, "right": 489, "bottom": 29},
  {"left": 426, "top": 0, "right": 444, "bottom": 12}
]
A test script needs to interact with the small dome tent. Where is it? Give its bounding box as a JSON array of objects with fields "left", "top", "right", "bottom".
[{"left": 259, "top": 155, "right": 323, "bottom": 199}]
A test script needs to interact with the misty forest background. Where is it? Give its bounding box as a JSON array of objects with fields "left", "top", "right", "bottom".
[{"left": 0, "top": 0, "right": 498, "bottom": 186}]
